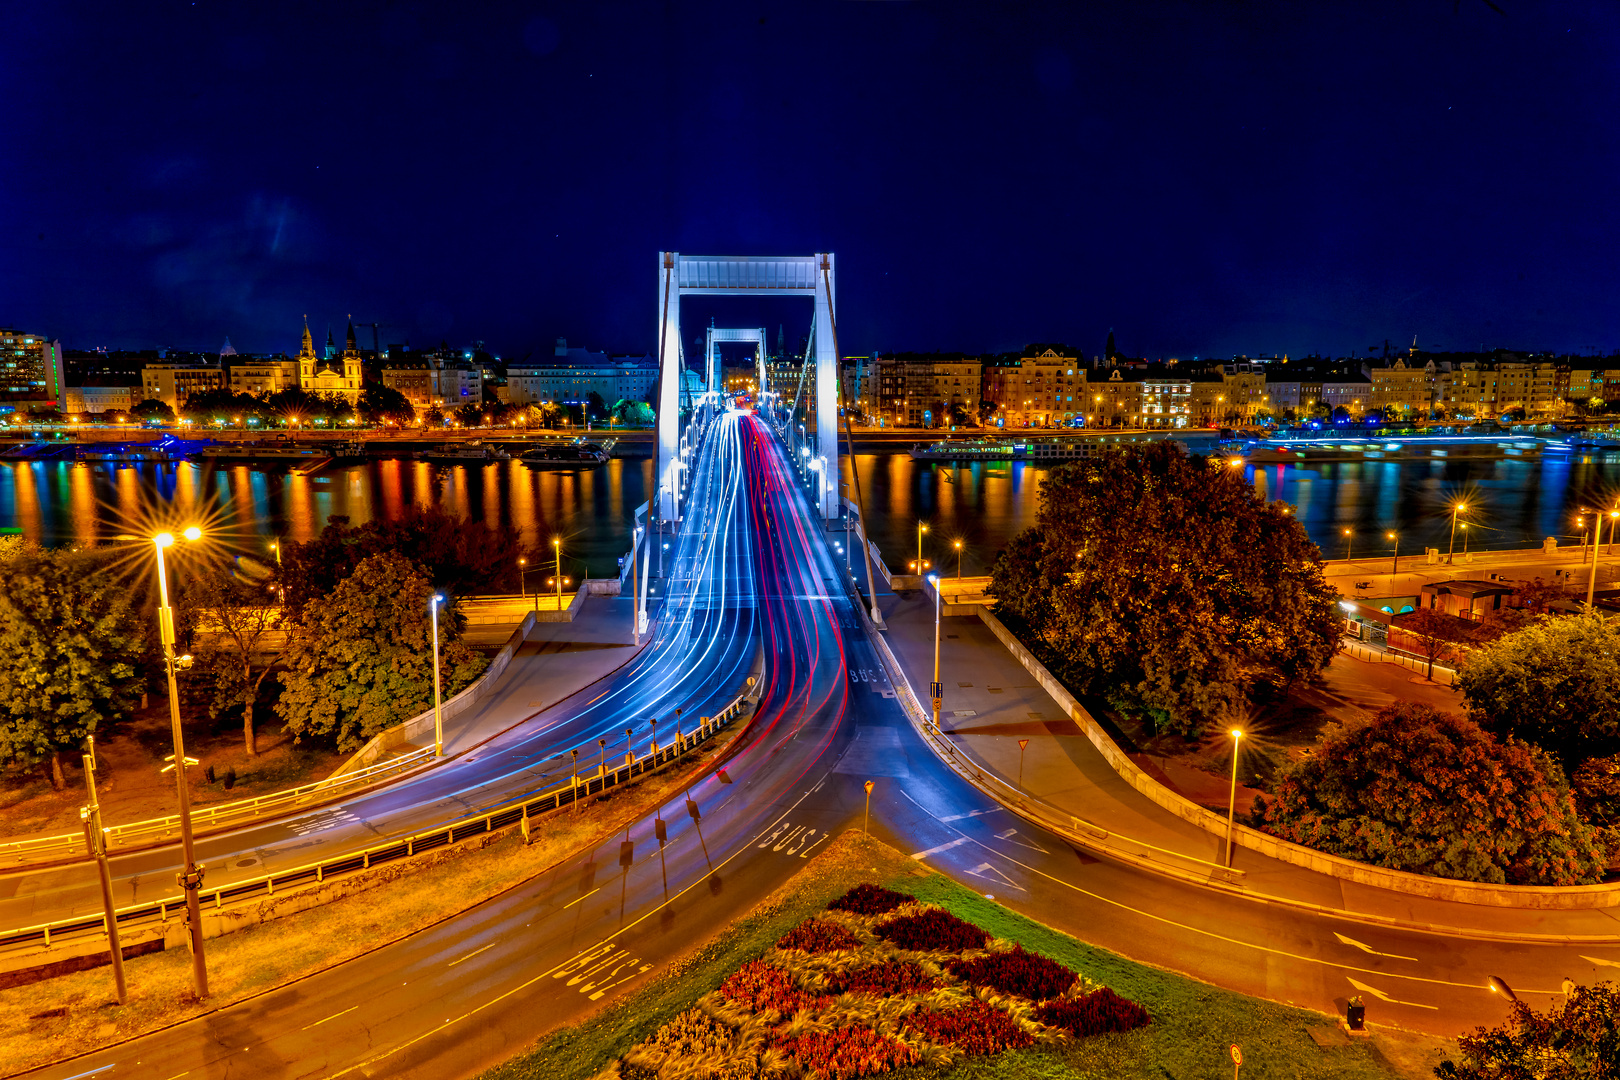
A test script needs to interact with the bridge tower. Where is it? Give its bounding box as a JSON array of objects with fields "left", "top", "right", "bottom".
[{"left": 656, "top": 252, "right": 839, "bottom": 521}]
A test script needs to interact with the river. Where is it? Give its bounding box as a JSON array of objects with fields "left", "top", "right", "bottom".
[{"left": 2, "top": 449, "right": 1616, "bottom": 580}]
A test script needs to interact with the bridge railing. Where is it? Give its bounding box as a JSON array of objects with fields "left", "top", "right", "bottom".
[{"left": 0, "top": 667, "right": 765, "bottom": 961}]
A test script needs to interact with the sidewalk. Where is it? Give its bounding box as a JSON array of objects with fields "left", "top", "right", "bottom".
[{"left": 877, "top": 588, "right": 1620, "bottom": 939}]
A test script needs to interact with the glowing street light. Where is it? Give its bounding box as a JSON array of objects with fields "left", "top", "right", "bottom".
[
  {"left": 928, "top": 574, "right": 943, "bottom": 732},
  {"left": 1341, "top": 527, "right": 1352, "bottom": 562},
  {"left": 1224, "top": 728, "right": 1244, "bottom": 868},
  {"left": 916, "top": 521, "right": 928, "bottom": 580},
  {"left": 553, "top": 537, "right": 564, "bottom": 610},
  {"left": 1446, "top": 502, "right": 1468, "bottom": 564},
  {"left": 953, "top": 538, "right": 963, "bottom": 579}
]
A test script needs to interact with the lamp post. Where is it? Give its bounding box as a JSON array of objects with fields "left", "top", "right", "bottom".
[
  {"left": 1461, "top": 522, "right": 1470, "bottom": 558},
  {"left": 430, "top": 593, "right": 444, "bottom": 757},
  {"left": 953, "top": 539, "right": 963, "bottom": 579},
  {"left": 1341, "top": 528, "right": 1352, "bottom": 562},
  {"left": 553, "top": 537, "right": 563, "bottom": 611},
  {"left": 916, "top": 521, "right": 928, "bottom": 581},
  {"left": 518, "top": 556, "right": 528, "bottom": 600},
  {"left": 1447, "top": 502, "right": 1468, "bottom": 564},
  {"left": 1590, "top": 511, "right": 1617, "bottom": 608},
  {"left": 1224, "top": 728, "right": 1244, "bottom": 868},
  {"left": 80, "top": 737, "right": 126, "bottom": 1004},
  {"left": 1387, "top": 530, "right": 1399, "bottom": 592},
  {"left": 928, "top": 574, "right": 943, "bottom": 732},
  {"left": 151, "top": 527, "right": 209, "bottom": 999}
]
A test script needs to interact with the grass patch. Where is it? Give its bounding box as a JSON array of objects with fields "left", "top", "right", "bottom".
[
  {"left": 0, "top": 724, "right": 747, "bottom": 1077},
  {"left": 481, "top": 835, "right": 1450, "bottom": 1080}
]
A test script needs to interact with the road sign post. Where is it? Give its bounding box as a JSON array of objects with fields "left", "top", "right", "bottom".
[
  {"left": 1231, "top": 1043, "right": 1242, "bottom": 1079},
  {"left": 863, "top": 780, "right": 875, "bottom": 836},
  {"left": 1018, "top": 738, "right": 1029, "bottom": 788}
]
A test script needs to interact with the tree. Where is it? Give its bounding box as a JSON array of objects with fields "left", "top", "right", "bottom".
[
  {"left": 0, "top": 547, "right": 143, "bottom": 788},
  {"left": 423, "top": 405, "right": 446, "bottom": 428},
  {"left": 357, "top": 384, "right": 415, "bottom": 425},
  {"left": 585, "top": 391, "right": 607, "bottom": 422},
  {"left": 277, "top": 505, "right": 522, "bottom": 613},
  {"left": 130, "top": 398, "right": 175, "bottom": 423},
  {"left": 181, "top": 388, "right": 265, "bottom": 424},
  {"left": 1459, "top": 613, "right": 1620, "bottom": 771},
  {"left": 182, "top": 571, "right": 283, "bottom": 757},
  {"left": 1436, "top": 981, "right": 1620, "bottom": 1079},
  {"left": 612, "top": 399, "right": 653, "bottom": 426},
  {"left": 1257, "top": 703, "right": 1604, "bottom": 886},
  {"left": 988, "top": 442, "right": 1340, "bottom": 735},
  {"left": 454, "top": 402, "right": 484, "bottom": 427},
  {"left": 1392, "top": 606, "right": 1474, "bottom": 678},
  {"left": 276, "top": 553, "right": 484, "bottom": 751}
]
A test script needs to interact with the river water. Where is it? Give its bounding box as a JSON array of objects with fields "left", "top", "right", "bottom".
[{"left": 2, "top": 449, "right": 1616, "bottom": 579}]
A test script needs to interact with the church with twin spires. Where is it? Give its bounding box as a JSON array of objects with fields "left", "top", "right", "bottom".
[{"left": 295, "top": 316, "right": 363, "bottom": 403}]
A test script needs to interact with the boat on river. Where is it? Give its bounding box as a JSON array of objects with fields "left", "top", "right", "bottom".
[
  {"left": 416, "top": 441, "right": 511, "bottom": 464},
  {"left": 519, "top": 439, "right": 610, "bottom": 467}
]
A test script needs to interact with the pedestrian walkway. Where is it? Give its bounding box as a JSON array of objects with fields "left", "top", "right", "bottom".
[{"left": 877, "top": 588, "right": 1620, "bottom": 939}]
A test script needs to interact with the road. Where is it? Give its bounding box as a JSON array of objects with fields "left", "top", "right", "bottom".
[{"left": 24, "top": 411, "right": 1618, "bottom": 1079}]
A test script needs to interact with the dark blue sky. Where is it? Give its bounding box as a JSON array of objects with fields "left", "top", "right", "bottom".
[{"left": 3, "top": 1, "right": 1616, "bottom": 360}]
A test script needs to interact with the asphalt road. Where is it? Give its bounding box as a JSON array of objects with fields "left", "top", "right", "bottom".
[{"left": 23, "top": 411, "right": 1620, "bottom": 1079}]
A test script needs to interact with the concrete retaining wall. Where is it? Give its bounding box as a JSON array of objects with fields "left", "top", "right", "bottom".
[
  {"left": 585, "top": 578, "right": 621, "bottom": 596},
  {"left": 333, "top": 610, "right": 538, "bottom": 776},
  {"left": 975, "top": 605, "right": 1620, "bottom": 909}
]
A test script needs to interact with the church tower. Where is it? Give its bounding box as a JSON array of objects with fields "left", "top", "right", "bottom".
[{"left": 297, "top": 316, "right": 318, "bottom": 384}]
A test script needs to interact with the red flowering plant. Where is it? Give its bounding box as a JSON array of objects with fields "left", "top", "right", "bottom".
[
  {"left": 1034, "top": 987, "right": 1152, "bottom": 1036},
  {"left": 772, "top": 1025, "right": 921, "bottom": 1079},
  {"left": 718, "top": 959, "right": 825, "bottom": 1016},
  {"left": 874, "top": 908, "right": 990, "bottom": 952},
  {"left": 906, "top": 1000, "right": 1035, "bottom": 1054},
  {"left": 777, "top": 918, "right": 865, "bottom": 954},
  {"left": 948, "top": 944, "right": 1078, "bottom": 1001},
  {"left": 828, "top": 884, "right": 915, "bottom": 916},
  {"left": 824, "top": 959, "right": 936, "bottom": 997}
]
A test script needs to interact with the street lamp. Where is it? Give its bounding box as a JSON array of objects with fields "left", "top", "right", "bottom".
[
  {"left": 430, "top": 593, "right": 445, "bottom": 756},
  {"left": 1224, "top": 728, "right": 1243, "bottom": 868},
  {"left": 928, "top": 574, "right": 943, "bottom": 732},
  {"left": 1341, "top": 528, "right": 1352, "bottom": 562},
  {"left": 916, "top": 521, "right": 928, "bottom": 580},
  {"left": 553, "top": 537, "right": 563, "bottom": 610},
  {"left": 146, "top": 526, "right": 210, "bottom": 999},
  {"left": 953, "top": 539, "right": 963, "bottom": 579},
  {"left": 1387, "top": 530, "right": 1399, "bottom": 586},
  {"left": 518, "top": 556, "right": 528, "bottom": 600},
  {"left": 1447, "top": 502, "right": 1468, "bottom": 564}
]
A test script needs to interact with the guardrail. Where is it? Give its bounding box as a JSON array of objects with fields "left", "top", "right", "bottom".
[
  {"left": 1340, "top": 638, "right": 1458, "bottom": 686},
  {"left": 842, "top": 568, "right": 1241, "bottom": 886},
  {"left": 0, "top": 669, "right": 764, "bottom": 959},
  {"left": 0, "top": 611, "right": 541, "bottom": 870}
]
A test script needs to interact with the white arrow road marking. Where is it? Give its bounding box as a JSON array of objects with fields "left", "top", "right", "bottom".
[
  {"left": 994, "top": 828, "right": 1049, "bottom": 853},
  {"left": 964, "top": 862, "right": 1026, "bottom": 891},
  {"left": 1581, "top": 955, "right": 1620, "bottom": 968},
  {"left": 910, "top": 836, "right": 972, "bottom": 860},
  {"left": 1333, "top": 932, "right": 1418, "bottom": 962},
  {"left": 1347, "top": 976, "right": 1438, "bottom": 1010},
  {"left": 937, "top": 807, "right": 1003, "bottom": 823}
]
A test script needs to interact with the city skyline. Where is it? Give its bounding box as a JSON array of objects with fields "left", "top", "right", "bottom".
[{"left": 4, "top": 3, "right": 1617, "bottom": 359}]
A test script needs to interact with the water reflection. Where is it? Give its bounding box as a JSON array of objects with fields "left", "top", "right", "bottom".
[{"left": 6, "top": 451, "right": 1620, "bottom": 580}]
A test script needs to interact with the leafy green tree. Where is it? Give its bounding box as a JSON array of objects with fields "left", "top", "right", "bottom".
[
  {"left": 454, "top": 402, "right": 484, "bottom": 427},
  {"left": 988, "top": 442, "right": 1339, "bottom": 735},
  {"left": 180, "top": 388, "right": 266, "bottom": 424},
  {"left": 1258, "top": 703, "right": 1604, "bottom": 886},
  {"left": 422, "top": 405, "right": 446, "bottom": 427},
  {"left": 1459, "top": 612, "right": 1620, "bottom": 771},
  {"left": 182, "top": 571, "right": 283, "bottom": 758},
  {"left": 356, "top": 384, "right": 415, "bottom": 425},
  {"left": 0, "top": 547, "right": 143, "bottom": 788},
  {"left": 130, "top": 398, "right": 175, "bottom": 423},
  {"left": 276, "top": 553, "right": 483, "bottom": 751},
  {"left": 612, "top": 399, "right": 653, "bottom": 426},
  {"left": 1437, "top": 981, "right": 1620, "bottom": 1079},
  {"left": 277, "top": 506, "right": 521, "bottom": 613}
]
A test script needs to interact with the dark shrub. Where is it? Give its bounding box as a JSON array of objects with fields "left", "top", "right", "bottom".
[
  {"left": 777, "top": 919, "right": 863, "bottom": 954},
  {"left": 828, "top": 883, "right": 914, "bottom": 916},
  {"left": 1035, "top": 987, "right": 1152, "bottom": 1036},
  {"left": 825, "top": 959, "right": 935, "bottom": 997},
  {"left": 948, "top": 945, "right": 1077, "bottom": 1000},
  {"left": 875, "top": 908, "right": 990, "bottom": 952},
  {"left": 906, "top": 1000, "right": 1034, "bottom": 1054}
]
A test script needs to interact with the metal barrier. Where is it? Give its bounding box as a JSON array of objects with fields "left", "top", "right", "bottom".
[
  {"left": 0, "top": 747, "right": 439, "bottom": 867},
  {"left": 0, "top": 676, "right": 762, "bottom": 958}
]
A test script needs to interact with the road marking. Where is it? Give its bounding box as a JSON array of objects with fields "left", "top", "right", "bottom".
[
  {"left": 302, "top": 1005, "right": 360, "bottom": 1029},
  {"left": 938, "top": 807, "right": 1002, "bottom": 823},
  {"left": 1581, "top": 954, "right": 1620, "bottom": 968},
  {"left": 564, "top": 887, "right": 601, "bottom": 909},
  {"left": 60, "top": 1067, "right": 116, "bottom": 1080},
  {"left": 1347, "top": 977, "right": 1438, "bottom": 1010},
  {"left": 994, "top": 828, "right": 1048, "bottom": 853},
  {"left": 1334, "top": 932, "right": 1417, "bottom": 962},
  {"left": 447, "top": 942, "right": 497, "bottom": 967},
  {"left": 893, "top": 787, "right": 1494, "bottom": 996},
  {"left": 910, "top": 836, "right": 972, "bottom": 860},
  {"left": 965, "top": 862, "right": 1026, "bottom": 891}
]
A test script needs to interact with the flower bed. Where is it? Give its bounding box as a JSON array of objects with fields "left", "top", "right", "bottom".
[
  {"left": 776, "top": 918, "right": 864, "bottom": 954},
  {"left": 874, "top": 907, "right": 990, "bottom": 952},
  {"left": 948, "top": 944, "right": 1078, "bottom": 1000},
  {"left": 600, "top": 884, "right": 1150, "bottom": 1079}
]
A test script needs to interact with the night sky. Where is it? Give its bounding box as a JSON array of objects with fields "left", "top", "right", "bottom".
[{"left": 4, "top": 2, "right": 1616, "bottom": 361}]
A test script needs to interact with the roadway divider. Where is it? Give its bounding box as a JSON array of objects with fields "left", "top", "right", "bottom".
[{"left": 0, "top": 655, "right": 767, "bottom": 968}]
